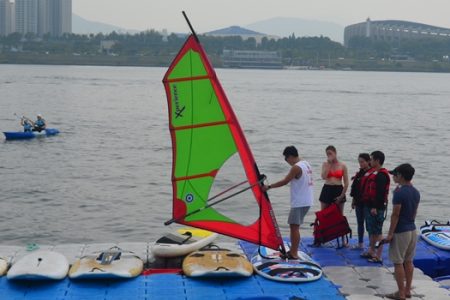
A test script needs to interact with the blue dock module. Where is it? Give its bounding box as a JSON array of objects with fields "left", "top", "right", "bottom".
[
  {"left": 0, "top": 277, "right": 70, "bottom": 300},
  {"left": 435, "top": 275, "right": 450, "bottom": 291},
  {"left": 416, "top": 238, "right": 450, "bottom": 277},
  {"left": 0, "top": 272, "right": 345, "bottom": 300}
]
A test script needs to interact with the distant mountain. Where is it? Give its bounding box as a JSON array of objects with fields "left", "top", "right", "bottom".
[
  {"left": 246, "top": 17, "right": 344, "bottom": 43},
  {"left": 72, "top": 14, "right": 139, "bottom": 35},
  {"left": 207, "top": 26, "right": 263, "bottom": 35}
]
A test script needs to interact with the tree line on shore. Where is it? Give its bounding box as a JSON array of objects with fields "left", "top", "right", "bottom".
[{"left": 1, "top": 30, "right": 450, "bottom": 66}]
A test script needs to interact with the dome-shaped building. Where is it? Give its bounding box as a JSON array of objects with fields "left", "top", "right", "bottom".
[{"left": 344, "top": 18, "right": 450, "bottom": 46}]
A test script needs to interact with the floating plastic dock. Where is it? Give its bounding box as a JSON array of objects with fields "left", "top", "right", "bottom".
[
  {"left": 240, "top": 236, "right": 450, "bottom": 277},
  {"left": 0, "top": 273, "right": 345, "bottom": 300},
  {"left": 240, "top": 236, "right": 450, "bottom": 299},
  {"left": 0, "top": 237, "right": 449, "bottom": 300}
]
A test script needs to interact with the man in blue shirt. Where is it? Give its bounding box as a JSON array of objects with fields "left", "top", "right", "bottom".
[{"left": 384, "top": 163, "right": 420, "bottom": 300}]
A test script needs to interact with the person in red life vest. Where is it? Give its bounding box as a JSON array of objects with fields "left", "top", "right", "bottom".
[
  {"left": 350, "top": 153, "right": 371, "bottom": 249},
  {"left": 319, "top": 145, "right": 349, "bottom": 213},
  {"left": 360, "top": 150, "right": 390, "bottom": 263},
  {"left": 383, "top": 164, "right": 420, "bottom": 300},
  {"left": 262, "top": 146, "right": 314, "bottom": 259}
]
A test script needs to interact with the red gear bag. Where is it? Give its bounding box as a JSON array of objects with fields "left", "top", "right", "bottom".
[{"left": 311, "top": 203, "right": 352, "bottom": 248}]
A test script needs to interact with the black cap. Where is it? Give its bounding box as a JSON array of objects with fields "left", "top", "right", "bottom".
[{"left": 389, "top": 163, "right": 415, "bottom": 181}]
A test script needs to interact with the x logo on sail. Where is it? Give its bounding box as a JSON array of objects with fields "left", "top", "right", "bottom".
[{"left": 175, "top": 106, "right": 185, "bottom": 118}]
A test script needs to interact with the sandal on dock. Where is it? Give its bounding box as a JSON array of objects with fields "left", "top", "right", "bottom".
[
  {"left": 350, "top": 244, "right": 364, "bottom": 250},
  {"left": 384, "top": 291, "right": 406, "bottom": 300},
  {"left": 367, "top": 256, "right": 383, "bottom": 264},
  {"left": 360, "top": 251, "right": 372, "bottom": 258}
]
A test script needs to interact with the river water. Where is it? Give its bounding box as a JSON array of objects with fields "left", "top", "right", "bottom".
[{"left": 0, "top": 64, "right": 449, "bottom": 245}]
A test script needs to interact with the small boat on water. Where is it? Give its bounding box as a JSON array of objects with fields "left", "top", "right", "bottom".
[{"left": 3, "top": 128, "right": 59, "bottom": 140}]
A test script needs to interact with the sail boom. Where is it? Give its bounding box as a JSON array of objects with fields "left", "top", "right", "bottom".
[
  {"left": 165, "top": 75, "right": 210, "bottom": 83},
  {"left": 173, "top": 170, "right": 218, "bottom": 182},
  {"left": 171, "top": 120, "right": 229, "bottom": 131}
]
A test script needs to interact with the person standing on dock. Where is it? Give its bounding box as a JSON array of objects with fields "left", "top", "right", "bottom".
[
  {"left": 319, "top": 145, "right": 349, "bottom": 213},
  {"left": 350, "top": 153, "right": 371, "bottom": 249},
  {"left": 262, "top": 146, "right": 314, "bottom": 259},
  {"left": 360, "top": 150, "right": 390, "bottom": 263},
  {"left": 384, "top": 163, "right": 420, "bottom": 300}
]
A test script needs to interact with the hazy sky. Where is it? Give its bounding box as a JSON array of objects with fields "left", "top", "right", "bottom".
[{"left": 73, "top": 0, "right": 450, "bottom": 33}]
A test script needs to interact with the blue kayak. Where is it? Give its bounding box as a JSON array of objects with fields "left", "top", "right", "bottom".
[{"left": 3, "top": 128, "right": 60, "bottom": 140}]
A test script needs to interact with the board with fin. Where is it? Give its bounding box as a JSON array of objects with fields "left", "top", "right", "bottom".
[
  {"left": 7, "top": 250, "right": 69, "bottom": 280},
  {"left": 69, "top": 246, "right": 143, "bottom": 279}
]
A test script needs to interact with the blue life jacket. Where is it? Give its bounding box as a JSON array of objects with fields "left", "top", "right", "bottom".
[
  {"left": 23, "top": 122, "right": 33, "bottom": 132},
  {"left": 35, "top": 119, "right": 45, "bottom": 127}
]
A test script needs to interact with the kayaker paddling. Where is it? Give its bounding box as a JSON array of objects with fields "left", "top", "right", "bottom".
[
  {"left": 20, "top": 117, "right": 33, "bottom": 132},
  {"left": 32, "top": 114, "right": 47, "bottom": 132},
  {"left": 19, "top": 114, "right": 47, "bottom": 133}
]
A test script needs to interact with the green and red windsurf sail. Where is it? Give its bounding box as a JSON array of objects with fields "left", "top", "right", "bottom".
[{"left": 162, "top": 32, "right": 284, "bottom": 251}]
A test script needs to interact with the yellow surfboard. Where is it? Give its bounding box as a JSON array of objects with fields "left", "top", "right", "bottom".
[
  {"left": 183, "top": 247, "right": 253, "bottom": 277},
  {"left": 0, "top": 258, "right": 7, "bottom": 276},
  {"left": 69, "top": 247, "right": 143, "bottom": 279}
]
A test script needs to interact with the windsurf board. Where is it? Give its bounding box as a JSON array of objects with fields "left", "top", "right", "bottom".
[
  {"left": 183, "top": 246, "right": 253, "bottom": 277},
  {"left": 69, "top": 247, "right": 143, "bottom": 279},
  {"left": 152, "top": 228, "right": 218, "bottom": 258},
  {"left": 0, "top": 257, "right": 7, "bottom": 276},
  {"left": 251, "top": 242, "right": 322, "bottom": 282},
  {"left": 420, "top": 221, "right": 450, "bottom": 251},
  {"left": 7, "top": 250, "right": 69, "bottom": 280}
]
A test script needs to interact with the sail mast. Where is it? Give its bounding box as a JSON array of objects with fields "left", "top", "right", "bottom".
[{"left": 182, "top": 11, "right": 199, "bottom": 42}]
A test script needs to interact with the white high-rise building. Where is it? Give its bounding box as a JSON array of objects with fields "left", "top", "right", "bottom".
[
  {"left": 39, "top": 0, "right": 72, "bottom": 36},
  {"left": 0, "top": 0, "right": 15, "bottom": 36},
  {"left": 59, "top": 0, "right": 71, "bottom": 35},
  {"left": 49, "top": 0, "right": 72, "bottom": 36},
  {"left": 15, "top": 0, "right": 38, "bottom": 35},
  {"left": 10, "top": 0, "right": 15, "bottom": 33},
  {"left": 38, "top": 0, "right": 51, "bottom": 36},
  {"left": 13, "top": 0, "right": 72, "bottom": 37}
]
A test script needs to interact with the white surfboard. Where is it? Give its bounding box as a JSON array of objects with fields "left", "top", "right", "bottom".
[
  {"left": 7, "top": 250, "right": 69, "bottom": 280},
  {"left": 251, "top": 242, "right": 322, "bottom": 282},
  {"left": 152, "top": 228, "right": 218, "bottom": 258},
  {"left": 69, "top": 247, "right": 143, "bottom": 279},
  {"left": 0, "top": 257, "right": 8, "bottom": 276}
]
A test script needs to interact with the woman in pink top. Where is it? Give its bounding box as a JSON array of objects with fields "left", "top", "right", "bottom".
[{"left": 319, "top": 145, "right": 349, "bottom": 213}]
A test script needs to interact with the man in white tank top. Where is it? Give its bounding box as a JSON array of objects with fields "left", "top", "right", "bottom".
[{"left": 262, "top": 146, "right": 314, "bottom": 259}]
